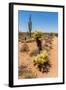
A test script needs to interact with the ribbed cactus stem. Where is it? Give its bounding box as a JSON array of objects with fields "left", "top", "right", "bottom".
[{"left": 28, "top": 15, "right": 32, "bottom": 37}]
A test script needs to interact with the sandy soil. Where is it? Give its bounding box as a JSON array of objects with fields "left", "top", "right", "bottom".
[{"left": 18, "top": 36, "right": 58, "bottom": 79}]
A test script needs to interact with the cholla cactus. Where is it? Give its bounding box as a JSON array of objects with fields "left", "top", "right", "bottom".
[
  {"left": 33, "top": 30, "right": 43, "bottom": 38},
  {"left": 32, "top": 50, "right": 51, "bottom": 73},
  {"left": 33, "top": 30, "right": 43, "bottom": 52},
  {"left": 32, "top": 50, "right": 48, "bottom": 65}
]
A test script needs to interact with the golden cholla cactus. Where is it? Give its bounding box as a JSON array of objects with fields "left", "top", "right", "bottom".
[
  {"left": 32, "top": 50, "right": 48, "bottom": 65},
  {"left": 33, "top": 30, "right": 43, "bottom": 38}
]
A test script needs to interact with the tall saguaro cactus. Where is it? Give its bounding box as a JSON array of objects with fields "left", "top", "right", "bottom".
[{"left": 28, "top": 15, "right": 32, "bottom": 37}]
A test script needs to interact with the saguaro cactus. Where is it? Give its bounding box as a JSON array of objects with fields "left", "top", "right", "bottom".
[{"left": 28, "top": 15, "right": 32, "bottom": 37}]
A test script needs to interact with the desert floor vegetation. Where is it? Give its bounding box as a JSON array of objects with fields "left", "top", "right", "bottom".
[{"left": 18, "top": 32, "right": 58, "bottom": 79}]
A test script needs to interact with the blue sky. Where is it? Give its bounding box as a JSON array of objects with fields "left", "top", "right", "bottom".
[{"left": 18, "top": 10, "right": 58, "bottom": 33}]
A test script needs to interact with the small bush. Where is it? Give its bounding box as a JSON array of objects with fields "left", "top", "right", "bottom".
[
  {"left": 18, "top": 65, "right": 37, "bottom": 79},
  {"left": 18, "top": 65, "right": 28, "bottom": 76},
  {"left": 23, "top": 70, "right": 37, "bottom": 79},
  {"left": 20, "top": 43, "right": 29, "bottom": 52}
]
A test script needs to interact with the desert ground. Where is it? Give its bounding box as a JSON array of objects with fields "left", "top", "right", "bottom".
[{"left": 18, "top": 35, "right": 58, "bottom": 79}]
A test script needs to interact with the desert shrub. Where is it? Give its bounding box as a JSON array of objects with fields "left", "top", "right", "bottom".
[
  {"left": 44, "top": 43, "right": 52, "bottom": 51},
  {"left": 22, "top": 70, "right": 37, "bottom": 79},
  {"left": 26, "top": 38, "right": 35, "bottom": 43},
  {"left": 55, "top": 33, "right": 58, "bottom": 37},
  {"left": 18, "top": 65, "right": 37, "bottom": 79},
  {"left": 44, "top": 34, "right": 53, "bottom": 51},
  {"left": 20, "top": 43, "right": 29, "bottom": 52},
  {"left": 18, "top": 65, "right": 28, "bottom": 76},
  {"left": 32, "top": 50, "right": 51, "bottom": 73}
]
